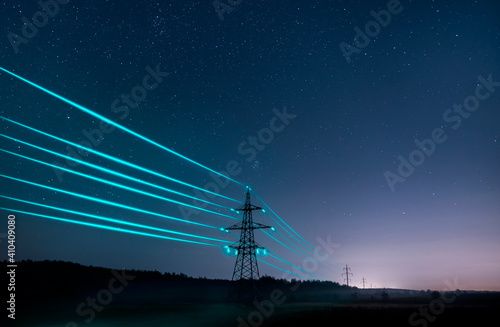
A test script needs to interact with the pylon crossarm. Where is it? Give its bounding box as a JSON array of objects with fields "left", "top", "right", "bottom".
[
  {"left": 226, "top": 224, "right": 243, "bottom": 230},
  {"left": 252, "top": 222, "right": 272, "bottom": 229},
  {"left": 235, "top": 205, "right": 262, "bottom": 211}
]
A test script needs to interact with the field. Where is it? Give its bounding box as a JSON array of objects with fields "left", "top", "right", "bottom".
[{"left": 10, "top": 261, "right": 500, "bottom": 327}]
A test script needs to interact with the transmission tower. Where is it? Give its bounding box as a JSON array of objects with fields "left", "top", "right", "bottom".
[
  {"left": 342, "top": 264, "right": 353, "bottom": 287},
  {"left": 362, "top": 277, "right": 367, "bottom": 289},
  {"left": 226, "top": 187, "right": 271, "bottom": 304}
]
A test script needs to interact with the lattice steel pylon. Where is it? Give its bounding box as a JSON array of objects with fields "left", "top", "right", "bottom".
[
  {"left": 226, "top": 187, "right": 271, "bottom": 304},
  {"left": 342, "top": 264, "right": 353, "bottom": 287}
]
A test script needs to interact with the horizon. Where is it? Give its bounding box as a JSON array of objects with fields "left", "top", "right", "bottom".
[{"left": 7, "top": 258, "right": 499, "bottom": 293}]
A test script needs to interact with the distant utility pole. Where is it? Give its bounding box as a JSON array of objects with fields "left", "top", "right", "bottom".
[
  {"left": 362, "top": 277, "right": 367, "bottom": 289},
  {"left": 342, "top": 264, "right": 353, "bottom": 287}
]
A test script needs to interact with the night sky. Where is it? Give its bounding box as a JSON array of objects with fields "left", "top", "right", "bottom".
[{"left": 1, "top": 0, "right": 499, "bottom": 291}]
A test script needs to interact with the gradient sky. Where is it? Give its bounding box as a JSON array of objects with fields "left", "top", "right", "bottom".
[{"left": 1, "top": 0, "right": 499, "bottom": 291}]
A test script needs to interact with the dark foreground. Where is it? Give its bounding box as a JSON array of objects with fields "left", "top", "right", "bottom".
[
  {"left": 6, "top": 261, "right": 500, "bottom": 327},
  {"left": 16, "top": 302, "right": 500, "bottom": 327}
]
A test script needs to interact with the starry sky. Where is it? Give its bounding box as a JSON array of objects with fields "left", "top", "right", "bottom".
[{"left": 1, "top": 0, "right": 499, "bottom": 291}]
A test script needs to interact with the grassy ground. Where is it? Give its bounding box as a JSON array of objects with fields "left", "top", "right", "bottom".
[
  {"left": 9, "top": 261, "right": 500, "bottom": 327},
  {"left": 16, "top": 300, "right": 500, "bottom": 327}
]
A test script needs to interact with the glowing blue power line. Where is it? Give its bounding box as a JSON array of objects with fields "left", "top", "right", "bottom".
[
  {"left": 275, "top": 227, "right": 336, "bottom": 272},
  {"left": 0, "top": 148, "right": 239, "bottom": 221},
  {"left": 0, "top": 116, "right": 243, "bottom": 205},
  {"left": 253, "top": 193, "right": 336, "bottom": 272},
  {"left": 261, "top": 210, "right": 313, "bottom": 256},
  {"left": 262, "top": 229, "right": 308, "bottom": 259},
  {"left": 252, "top": 190, "right": 316, "bottom": 252},
  {"left": 0, "top": 207, "right": 222, "bottom": 247},
  {"left": 0, "top": 67, "right": 244, "bottom": 187},
  {"left": 0, "top": 174, "right": 216, "bottom": 229},
  {"left": 267, "top": 252, "right": 323, "bottom": 280},
  {"left": 0, "top": 195, "right": 231, "bottom": 244},
  {"left": 263, "top": 227, "right": 334, "bottom": 273},
  {"left": 273, "top": 225, "right": 311, "bottom": 257}
]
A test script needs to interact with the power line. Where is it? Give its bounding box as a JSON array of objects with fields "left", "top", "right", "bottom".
[
  {"left": 252, "top": 190, "right": 316, "bottom": 253},
  {"left": 0, "top": 174, "right": 216, "bottom": 229},
  {"left": 261, "top": 211, "right": 312, "bottom": 257},
  {"left": 261, "top": 227, "right": 334, "bottom": 279},
  {"left": 0, "top": 67, "right": 244, "bottom": 187},
  {"left": 258, "top": 201, "right": 337, "bottom": 272},
  {"left": 262, "top": 227, "right": 335, "bottom": 274},
  {"left": 0, "top": 195, "right": 232, "bottom": 244},
  {"left": 267, "top": 252, "right": 323, "bottom": 280},
  {"left": 262, "top": 229, "right": 307, "bottom": 259},
  {"left": 262, "top": 216, "right": 311, "bottom": 258},
  {"left": 0, "top": 148, "right": 239, "bottom": 221},
  {"left": 0, "top": 127, "right": 241, "bottom": 205},
  {"left": 1, "top": 207, "right": 225, "bottom": 247}
]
